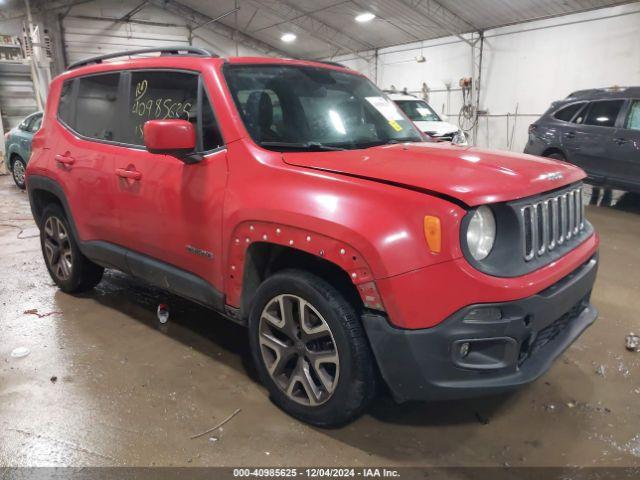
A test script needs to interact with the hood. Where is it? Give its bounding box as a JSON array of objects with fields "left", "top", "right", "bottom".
[
  {"left": 414, "top": 121, "right": 459, "bottom": 136},
  {"left": 282, "top": 142, "right": 586, "bottom": 206}
]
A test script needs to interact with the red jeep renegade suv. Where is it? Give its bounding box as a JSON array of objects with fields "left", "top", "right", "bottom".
[{"left": 26, "top": 47, "right": 599, "bottom": 426}]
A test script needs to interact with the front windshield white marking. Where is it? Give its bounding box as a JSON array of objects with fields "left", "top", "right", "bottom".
[{"left": 365, "top": 97, "right": 403, "bottom": 121}]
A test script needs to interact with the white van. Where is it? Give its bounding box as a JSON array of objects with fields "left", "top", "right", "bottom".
[{"left": 388, "top": 93, "right": 467, "bottom": 145}]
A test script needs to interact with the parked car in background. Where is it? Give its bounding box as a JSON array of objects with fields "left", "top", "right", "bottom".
[
  {"left": 27, "top": 48, "right": 599, "bottom": 426},
  {"left": 4, "top": 111, "right": 43, "bottom": 189},
  {"left": 525, "top": 87, "right": 640, "bottom": 193},
  {"left": 388, "top": 92, "right": 467, "bottom": 145}
]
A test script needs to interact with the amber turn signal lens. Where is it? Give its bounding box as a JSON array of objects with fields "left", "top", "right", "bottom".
[{"left": 424, "top": 215, "right": 441, "bottom": 253}]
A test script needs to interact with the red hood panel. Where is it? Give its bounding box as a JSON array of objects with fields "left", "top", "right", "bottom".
[{"left": 283, "top": 143, "right": 586, "bottom": 206}]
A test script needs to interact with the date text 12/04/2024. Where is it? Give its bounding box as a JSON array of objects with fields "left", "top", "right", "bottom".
[{"left": 232, "top": 469, "right": 400, "bottom": 478}]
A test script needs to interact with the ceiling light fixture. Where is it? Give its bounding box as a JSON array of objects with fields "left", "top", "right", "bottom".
[
  {"left": 355, "top": 12, "right": 376, "bottom": 23},
  {"left": 281, "top": 33, "right": 297, "bottom": 43}
]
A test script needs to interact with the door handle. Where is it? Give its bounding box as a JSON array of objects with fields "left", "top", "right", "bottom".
[
  {"left": 564, "top": 132, "right": 576, "bottom": 139},
  {"left": 55, "top": 154, "right": 75, "bottom": 165},
  {"left": 613, "top": 137, "right": 629, "bottom": 145},
  {"left": 115, "top": 168, "right": 142, "bottom": 181}
]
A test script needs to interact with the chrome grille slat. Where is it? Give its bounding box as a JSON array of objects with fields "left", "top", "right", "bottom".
[
  {"left": 548, "top": 198, "right": 557, "bottom": 251},
  {"left": 537, "top": 202, "right": 548, "bottom": 255},
  {"left": 521, "top": 205, "right": 535, "bottom": 261},
  {"left": 566, "top": 192, "right": 573, "bottom": 240},
  {"left": 520, "top": 186, "right": 585, "bottom": 261},
  {"left": 573, "top": 188, "right": 581, "bottom": 234}
]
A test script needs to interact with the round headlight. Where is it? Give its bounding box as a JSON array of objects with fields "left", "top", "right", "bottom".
[{"left": 466, "top": 206, "right": 496, "bottom": 261}]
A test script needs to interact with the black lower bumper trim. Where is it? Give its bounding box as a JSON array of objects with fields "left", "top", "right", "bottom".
[{"left": 363, "top": 255, "right": 599, "bottom": 402}]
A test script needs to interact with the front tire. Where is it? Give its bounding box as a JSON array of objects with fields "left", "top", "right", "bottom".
[
  {"left": 249, "top": 269, "right": 376, "bottom": 427},
  {"left": 40, "top": 204, "right": 104, "bottom": 293},
  {"left": 11, "top": 157, "right": 27, "bottom": 190}
]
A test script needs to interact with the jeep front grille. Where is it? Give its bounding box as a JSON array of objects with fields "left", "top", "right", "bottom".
[{"left": 520, "top": 186, "right": 585, "bottom": 261}]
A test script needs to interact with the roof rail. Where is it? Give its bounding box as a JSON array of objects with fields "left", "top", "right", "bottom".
[
  {"left": 566, "top": 86, "right": 637, "bottom": 99},
  {"left": 68, "top": 46, "right": 217, "bottom": 70}
]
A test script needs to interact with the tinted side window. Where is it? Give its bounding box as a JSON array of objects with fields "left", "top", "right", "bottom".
[
  {"left": 553, "top": 103, "right": 585, "bottom": 122},
  {"left": 126, "top": 71, "right": 197, "bottom": 145},
  {"left": 75, "top": 73, "right": 121, "bottom": 141},
  {"left": 583, "top": 100, "right": 624, "bottom": 128},
  {"left": 626, "top": 100, "right": 640, "bottom": 131},
  {"left": 58, "top": 79, "right": 74, "bottom": 127}
]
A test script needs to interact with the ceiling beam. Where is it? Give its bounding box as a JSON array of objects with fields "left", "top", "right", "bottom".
[
  {"left": 399, "top": 0, "right": 480, "bottom": 43},
  {"left": 0, "top": 0, "right": 97, "bottom": 20},
  {"left": 250, "top": 0, "right": 348, "bottom": 34},
  {"left": 118, "top": 0, "right": 150, "bottom": 22},
  {"left": 244, "top": 0, "right": 374, "bottom": 59},
  {"left": 151, "top": 0, "right": 289, "bottom": 57}
]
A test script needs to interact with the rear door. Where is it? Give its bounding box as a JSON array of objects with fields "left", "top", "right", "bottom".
[
  {"left": 609, "top": 99, "right": 640, "bottom": 191},
  {"left": 52, "top": 73, "right": 123, "bottom": 245},
  {"left": 550, "top": 101, "right": 586, "bottom": 162},
  {"left": 114, "top": 69, "right": 228, "bottom": 291},
  {"left": 567, "top": 99, "right": 625, "bottom": 181}
]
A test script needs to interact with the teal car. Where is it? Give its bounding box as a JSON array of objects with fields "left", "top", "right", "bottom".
[{"left": 4, "top": 111, "right": 42, "bottom": 189}]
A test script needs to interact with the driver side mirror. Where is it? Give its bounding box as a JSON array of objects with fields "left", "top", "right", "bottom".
[{"left": 143, "top": 119, "right": 201, "bottom": 163}]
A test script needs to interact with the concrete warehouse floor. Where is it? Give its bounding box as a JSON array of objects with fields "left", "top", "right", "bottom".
[{"left": 1, "top": 174, "right": 639, "bottom": 467}]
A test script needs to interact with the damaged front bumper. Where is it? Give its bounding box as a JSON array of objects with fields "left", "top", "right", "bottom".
[{"left": 363, "top": 254, "right": 599, "bottom": 403}]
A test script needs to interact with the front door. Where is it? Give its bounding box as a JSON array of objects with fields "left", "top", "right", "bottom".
[
  {"left": 114, "top": 69, "right": 228, "bottom": 292},
  {"left": 569, "top": 99, "right": 626, "bottom": 182}
]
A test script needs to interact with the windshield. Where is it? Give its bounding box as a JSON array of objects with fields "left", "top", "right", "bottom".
[
  {"left": 395, "top": 100, "right": 441, "bottom": 122},
  {"left": 223, "top": 65, "right": 423, "bottom": 151}
]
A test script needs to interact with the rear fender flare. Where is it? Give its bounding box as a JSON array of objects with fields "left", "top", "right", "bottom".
[{"left": 26, "top": 175, "right": 80, "bottom": 239}]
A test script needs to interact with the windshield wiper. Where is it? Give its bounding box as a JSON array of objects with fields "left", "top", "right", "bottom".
[
  {"left": 357, "top": 138, "right": 422, "bottom": 149},
  {"left": 259, "top": 141, "right": 345, "bottom": 151}
]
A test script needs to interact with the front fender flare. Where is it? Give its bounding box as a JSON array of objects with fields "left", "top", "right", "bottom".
[{"left": 225, "top": 221, "right": 384, "bottom": 311}]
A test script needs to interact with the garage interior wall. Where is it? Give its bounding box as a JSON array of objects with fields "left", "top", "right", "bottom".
[
  {"left": 60, "top": 0, "right": 265, "bottom": 63},
  {"left": 1, "top": 1, "right": 639, "bottom": 155},
  {"left": 332, "top": 2, "right": 640, "bottom": 153}
]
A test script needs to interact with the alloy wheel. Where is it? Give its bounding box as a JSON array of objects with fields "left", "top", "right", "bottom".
[
  {"left": 43, "top": 216, "right": 73, "bottom": 281},
  {"left": 13, "top": 161, "right": 25, "bottom": 187},
  {"left": 258, "top": 294, "right": 340, "bottom": 406}
]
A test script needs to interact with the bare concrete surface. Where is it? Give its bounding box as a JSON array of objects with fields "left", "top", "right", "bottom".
[{"left": 0, "top": 175, "right": 639, "bottom": 467}]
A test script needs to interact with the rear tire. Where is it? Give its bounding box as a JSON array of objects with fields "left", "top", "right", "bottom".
[
  {"left": 11, "top": 157, "right": 27, "bottom": 190},
  {"left": 40, "top": 204, "right": 104, "bottom": 293},
  {"left": 248, "top": 269, "right": 376, "bottom": 427}
]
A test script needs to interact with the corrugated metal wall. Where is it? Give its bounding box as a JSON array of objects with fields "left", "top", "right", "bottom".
[
  {"left": 0, "top": 63, "right": 37, "bottom": 130},
  {"left": 62, "top": 14, "right": 189, "bottom": 65}
]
